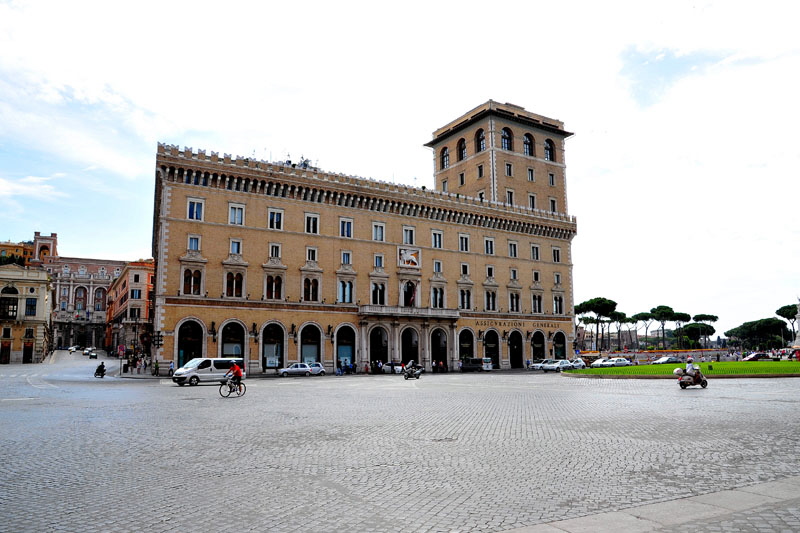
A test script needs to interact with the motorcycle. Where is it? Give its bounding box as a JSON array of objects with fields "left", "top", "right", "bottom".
[
  {"left": 673, "top": 367, "right": 707, "bottom": 389},
  {"left": 403, "top": 362, "right": 424, "bottom": 380},
  {"left": 94, "top": 367, "right": 105, "bottom": 378}
]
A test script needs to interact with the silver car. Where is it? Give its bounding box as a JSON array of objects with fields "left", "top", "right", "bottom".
[
  {"left": 308, "top": 362, "right": 326, "bottom": 376},
  {"left": 279, "top": 363, "right": 312, "bottom": 377}
]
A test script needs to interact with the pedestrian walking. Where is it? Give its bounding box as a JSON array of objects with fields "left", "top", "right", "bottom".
[{"left": 168, "top": 361, "right": 174, "bottom": 376}]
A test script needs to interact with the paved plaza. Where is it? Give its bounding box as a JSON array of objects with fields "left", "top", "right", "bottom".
[{"left": 1, "top": 351, "right": 799, "bottom": 532}]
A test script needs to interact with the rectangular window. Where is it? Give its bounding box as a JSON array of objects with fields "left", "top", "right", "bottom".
[
  {"left": 305, "top": 214, "right": 319, "bottom": 234},
  {"left": 341, "top": 251, "right": 352, "bottom": 265},
  {"left": 508, "top": 241, "right": 517, "bottom": 258},
  {"left": 133, "top": 274, "right": 140, "bottom": 283},
  {"left": 509, "top": 293, "right": 520, "bottom": 312},
  {"left": 486, "top": 265, "right": 494, "bottom": 278},
  {"left": 230, "top": 239, "right": 242, "bottom": 255},
  {"left": 528, "top": 194, "right": 536, "bottom": 210},
  {"left": 60, "top": 301, "right": 66, "bottom": 311},
  {"left": 533, "top": 270, "right": 540, "bottom": 282},
  {"left": 129, "top": 307, "right": 141, "bottom": 318},
  {"left": 403, "top": 226, "right": 415, "bottom": 245},
  {"left": 531, "top": 245, "right": 540, "bottom": 261},
  {"left": 2, "top": 327, "right": 9, "bottom": 338},
  {"left": 268, "top": 209, "right": 283, "bottom": 230},
  {"left": 131, "top": 289, "right": 142, "bottom": 299},
  {"left": 532, "top": 294, "right": 542, "bottom": 313},
  {"left": 431, "top": 231, "right": 443, "bottom": 249},
  {"left": 527, "top": 168, "right": 534, "bottom": 182},
  {"left": 372, "top": 223, "right": 385, "bottom": 242},
  {"left": 549, "top": 173, "right": 556, "bottom": 186},
  {"left": 442, "top": 180, "right": 448, "bottom": 192},
  {"left": 374, "top": 254, "right": 384, "bottom": 268},
  {"left": 506, "top": 190, "right": 514, "bottom": 205},
  {"left": 459, "top": 172, "right": 465, "bottom": 186},
  {"left": 477, "top": 164, "right": 484, "bottom": 178},
  {"left": 307, "top": 248, "right": 317, "bottom": 262},
  {"left": 187, "top": 199, "right": 204, "bottom": 221},
  {"left": 459, "top": 234, "right": 470, "bottom": 252},
  {"left": 188, "top": 236, "right": 200, "bottom": 251},
  {"left": 229, "top": 204, "right": 244, "bottom": 225},
  {"left": 25, "top": 298, "right": 37, "bottom": 316},
  {"left": 270, "top": 243, "right": 281, "bottom": 258},
  {"left": 505, "top": 163, "right": 512, "bottom": 177},
  {"left": 371, "top": 282, "right": 386, "bottom": 305},
  {"left": 340, "top": 218, "right": 353, "bottom": 238},
  {"left": 461, "top": 263, "right": 469, "bottom": 276},
  {"left": 484, "top": 238, "right": 494, "bottom": 255},
  {"left": 460, "top": 289, "right": 471, "bottom": 309},
  {"left": 553, "top": 296, "right": 564, "bottom": 315},
  {"left": 510, "top": 268, "right": 518, "bottom": 280},
  {"left": 550, "top": 198, "right": 557, "bottom": 212},
  {"left": 552, "top": 247, "right": 561, "bottom": 263},
  {"left": 61, "top": 288, "right": 68, "bottom": 297},
  {"left": 555, "top": 273, "right": 562, "bottom": 285},
  {"left": 485, "top": 290, "right": 497, "bottom": 311},
  {"left": 433, "top": 260, "right": 442, "bottom": 273}
]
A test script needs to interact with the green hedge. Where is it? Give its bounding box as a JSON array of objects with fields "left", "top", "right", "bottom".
[{"left": 571, "top": 361, "right": 800, "bottom": 376}]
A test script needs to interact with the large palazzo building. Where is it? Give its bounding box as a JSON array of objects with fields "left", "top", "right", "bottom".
[{"left": 152, "top": 101, "right": 578, "bottom": 374}]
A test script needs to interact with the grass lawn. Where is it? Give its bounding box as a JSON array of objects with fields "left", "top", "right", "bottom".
[{"left": 571, "top": 361, "right": 800, "bottom": 376}]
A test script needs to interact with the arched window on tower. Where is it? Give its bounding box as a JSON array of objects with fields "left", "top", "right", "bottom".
[
  {"left": 457, "top": 138, "right": 467, "bottom": 161},
  {"left": 501, "top": 128, "right": 513, "bottom": 151},
  {"left": 440, "top": 147, "right": 449, "bottom": 170},
  {"left": 523, "top": 134, "right": 534, "bottom": 156},
  {"left": 544, "top": 139, "right": 556, "bottom": 161},
  {"left": 475, "top": 129, "right": 485, "bottom": 152}
]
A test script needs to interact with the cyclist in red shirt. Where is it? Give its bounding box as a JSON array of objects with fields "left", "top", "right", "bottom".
[{"left": 225, "top": 361, "right": 244, "bottom": 394}]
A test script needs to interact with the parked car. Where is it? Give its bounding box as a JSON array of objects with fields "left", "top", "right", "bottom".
[
  {"left": 652, "top": 356, "right": 681, "bottom": 364},
  {"left": 383, "top": 362, "right": 403, "bottom": 373},
  {"left": 569, "top": 358, "right": 586, "bottom": 369},
  {"left": 279, "top": 362, "right": 312, "bottom": 377},
  {"left": 590, "top": 358, "right": 609, "bottom": 368},
  {"left": 542, "top": 360, "right": 573, "bottom": 372},
  {"left": 172, "top": 357, "right": 245, "bottom": 386},
  {"left": 606, "top": 357, "right": 632, "bottom": 366},
  {"left": 743, "top": 353, "right": 771, "bottom": 361},
  {"left": 527, "top": 359, "right": 544, "bottom": 370},
  {"left": 531, "top": 359, "right": 556, "bottom": 371},
  {"left": 308, "top": 362, "right": 326, "bottom": 375}
]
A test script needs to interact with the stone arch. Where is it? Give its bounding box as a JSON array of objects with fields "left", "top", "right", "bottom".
[
  {"left": 175, "top": 317, "right": 206, "bottom": 367},
  {"left": 400, "top": 326, "right": 419, "bottom": 366},
  {"left": 261, "top": 321, "right": 286, "bottom": 371}
]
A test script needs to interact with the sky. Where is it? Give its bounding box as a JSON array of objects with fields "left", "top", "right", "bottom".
[{"left": 1, "top": 0, "right": 798, "bottom": 339}]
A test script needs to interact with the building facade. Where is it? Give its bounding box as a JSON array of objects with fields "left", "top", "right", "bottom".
[
  {"left": 29, "top": 233, "right": 127, "bottom": 349},
  {"left": 0, "top": 240, "right": 34, "bottom": 266},
  {"left": 152, "top": 101, "right": 578, "bottom": 374},
  {"left": 0, "top": 264, "right": 52, "bottom": 363},
  {"left": 106, "top": 260, "right": 155, "bottom": 357}
]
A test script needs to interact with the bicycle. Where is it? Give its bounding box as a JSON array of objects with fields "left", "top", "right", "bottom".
[{"left": 219, "top": 377, "right": 246, "bottom": 398}]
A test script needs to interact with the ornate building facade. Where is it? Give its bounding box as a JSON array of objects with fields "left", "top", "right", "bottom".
[
  {"left": 0, "top": 264, "right": 52, "bottom": 363},
  {"left": 30, "top": 233, "right": 127, "bottom": 349},
  {"left": 152, "top": 101, "right": 578, "bottom": 374},
  {"left": 106, "top": 260, "right": 155, "bottom": 356}
]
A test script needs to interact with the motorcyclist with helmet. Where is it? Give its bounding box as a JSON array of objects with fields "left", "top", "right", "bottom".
[
  {"left": 94, "top": 361, "right": 105, "bottom": 378},
  {"left": 685, "top": 356, "right": 700, "bottom": 384}
]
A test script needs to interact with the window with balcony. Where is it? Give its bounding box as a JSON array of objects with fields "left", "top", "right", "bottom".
[
  {"left": 431, "top": 287, "right": 445, "bottom": 309},
  {"left": 371, "top": 282, "right": 386, "bottom": 305}
]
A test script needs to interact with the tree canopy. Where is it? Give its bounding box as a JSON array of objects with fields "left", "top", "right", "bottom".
[{"left": 725, "top": 318, "right": 791, "bottom": 350}]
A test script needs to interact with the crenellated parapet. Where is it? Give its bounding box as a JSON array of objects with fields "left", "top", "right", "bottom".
[{"left": 156, "top": 143, "right": 578, "bottom": 237}]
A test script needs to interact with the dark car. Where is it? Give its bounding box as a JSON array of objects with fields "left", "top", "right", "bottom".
[
  {"left": 652, "top": 356, "right": 681, "bottom": 364},
  {"left": 743, "top": 353, "right": 772, "bottom": 361}
]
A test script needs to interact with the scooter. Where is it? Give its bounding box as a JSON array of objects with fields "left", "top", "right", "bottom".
[
  {"left": 94, "top": 368, "right": 105, "bottom": 378},
  {"left": 673, "top": 367, "right": 707, "bottom": 389},
  {"left": 403, "top": 363, "right": 424, "bottom": 380}
]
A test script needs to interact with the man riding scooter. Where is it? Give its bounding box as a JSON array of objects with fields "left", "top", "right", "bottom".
[
  {"left": 684, "top": 357, "right": 701, "bottom": 385},
  {"left": 94, "top": 361, "right": 106, "bottom": 378}
]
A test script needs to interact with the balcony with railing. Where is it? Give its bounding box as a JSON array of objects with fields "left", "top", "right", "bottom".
[{"left": 358, "top": 305, "right": 460, "bottom": 320}]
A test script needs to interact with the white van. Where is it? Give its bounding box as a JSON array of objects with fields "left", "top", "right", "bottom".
[{"left": 172, "top": 358, "right": 245, "bottom": 386}]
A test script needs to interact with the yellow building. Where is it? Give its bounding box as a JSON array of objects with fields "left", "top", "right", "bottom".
[
  {"left": 0, "top": 264, "right": 52, "bottom": 363},
  {"left": 0, "top": 240, "right": 34, "bottom": 266},
  {"left": 152, "top": 101, "right": 577, "bottom": 374}
]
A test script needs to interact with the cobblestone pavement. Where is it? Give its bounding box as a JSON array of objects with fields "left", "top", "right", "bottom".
[{"left": 1, "top": 351, "right": 799, "bottom": 532}]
